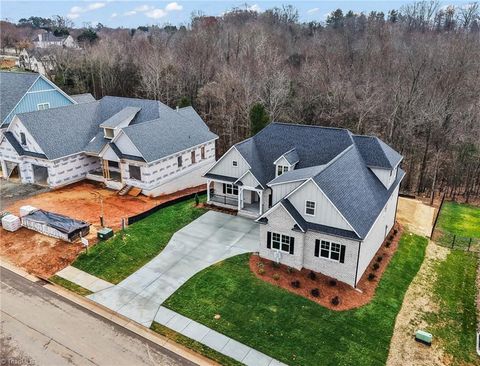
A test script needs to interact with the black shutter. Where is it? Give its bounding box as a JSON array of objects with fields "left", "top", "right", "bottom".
[
  {"left": 222, "top": 183, "right": 226, "bottom": 194},
  {"left": 267, "top": 231, "right": 271, "bottom": 249},
  {"left": 314, "top": 239, "right": 320, "bottom": 257},
  {"left": 268, "top": 193, "right": 273, "bottom": 208},
  {"left": 289, "top": 237, "right": 295, "bottom": 254},
  {"left": 340, "top": 245, "right": 346, "bottom": 263}
]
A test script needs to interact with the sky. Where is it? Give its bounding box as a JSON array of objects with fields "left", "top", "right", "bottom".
[{"left": 0, "top": 1, "right": 472, "bottom": 28}]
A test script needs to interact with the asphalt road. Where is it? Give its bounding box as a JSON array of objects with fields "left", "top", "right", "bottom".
[{"left": 0, "top": 267, "right": 196, "bottom": 366}]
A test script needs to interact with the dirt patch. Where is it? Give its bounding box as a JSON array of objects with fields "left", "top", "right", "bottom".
[
  {"left": 386, "top": 241, "right": 450, "bottom": 366},
  {"left": 250, "top": 224, "right": 403, "bottom": 311},
  {"left": 0, "top": 181, "right": 205, "bottom": 277},
  {"left": 0, "top": 179, "right": 50, "bottom": 210},
  {"left": 397, "top": 197, "right": 436, "bottom": 237}
]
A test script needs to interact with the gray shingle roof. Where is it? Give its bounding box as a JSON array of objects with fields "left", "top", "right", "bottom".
[
  {"left": 0, "top": 71, "right": 39, "bottom": 123},
  {"left": 71, "top": 93, "right": 96, "bottom": 104},
  {"left": 35, "top": 32, "right": 67, "bottom": 42},
  {"left": 353, "top": 135, "right": 402, "bottom": 169},
  {"left": 99, "top": 106, "right": 141, "bottom": 128},
  {"left": 84, "top": 131, "right": 108, "bottom": 155},
  {"left": 268, "top": 165, "right": 326, "bottom": 185},
  {"left": 177, "top": 106, "right": 209, "bottom": 131},
  {"left": 284, "top": 148, "right": 300, "bottom": 165},
  {"left": 3, "top": 131, "right": 47, "bottom": 159},
  {"left": 121, "top": 113, "right": 218, "bottom": 163}
]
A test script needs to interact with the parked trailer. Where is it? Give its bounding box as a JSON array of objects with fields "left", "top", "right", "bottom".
[{"left": 21, "top": 209, "right": 90, "bottom": 242}]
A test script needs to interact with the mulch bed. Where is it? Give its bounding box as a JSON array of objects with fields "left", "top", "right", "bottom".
[
  {"left": 250, "top": 222, "right": 404, "bottom": 311},
  {"left": 202, "top": 203, "right": 237, "bottom": 216}
]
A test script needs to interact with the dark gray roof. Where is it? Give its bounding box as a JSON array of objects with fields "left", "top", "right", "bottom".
[
  {"left": 71, "top": 93, "right": 95, "bottom": 104},
  {"left": 177, "top": 106, "right": 209, "bottom": 131},
  {"left": 121, "top": 114, "right": 218, "bottom": 163},
  {"left": 97, "top": 96, "right": 167, "bottom": 125},
  {"left": 16, "top": 102, "right": 100, "bottom": 160},
  {"left": 0, "top": 71, "right": 39, "bottom": 123},
  {"left": 204, "top": 173, "right": 237, "bottom": 183},
  {"left": 284, "top": 148, "right": 299, "bottom": 165},
  {"left": 84, "top": 131, "right": 108, "bottom": 155},
  {"left": 99, "top": 106, "right": 141, "bottom": 128},
  {"left": 268, "top": 165, "right": 325, "bottom": 185},
  {"left": 352, "top": 135, "right": 402, "bottom": 169},
  {"left": 312, "top": 146, "right": 405, "bottom": 238},
  {"left": 3, "top": 132, "right": 47, "bottom": 159},
  {"left": 35, "top": 32, "right": 66, "bottom": 42},
  {"left": 109, "top": 143, "right": 145, "bottom": 162}
]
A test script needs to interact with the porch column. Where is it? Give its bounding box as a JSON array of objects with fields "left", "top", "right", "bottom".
[
  {"left": 259, "top": 190, "right": 263, "bottom": 215},
  {"left": 238, "top": 187, "right": 243, "bottom": 211},
  {"left": 207, "top": 179, "right": 211, "bottom": 202}
]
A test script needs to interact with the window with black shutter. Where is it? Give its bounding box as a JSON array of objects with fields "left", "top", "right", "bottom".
[
  {"left": 316, "top": 239, "right": 345, "bottom": 263},
  {"left": 267, "top": 231, "right": 272, "bottom": 249}
]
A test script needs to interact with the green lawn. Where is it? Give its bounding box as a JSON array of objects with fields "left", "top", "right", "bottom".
[
  {"left": 164, "top": 232, "right": 428, "bottom": 366},
  {"left": 425, "top": 250, "right": 478, "bottom": 365},
  {"left": 73, "top": 196, "right": 206, "bottom": 284},
  {"left": 49, "top": 275, "right": 93, "bottom": 296},
  {"left": 435, "top": 201, "right": 480, "bottom": 250}
]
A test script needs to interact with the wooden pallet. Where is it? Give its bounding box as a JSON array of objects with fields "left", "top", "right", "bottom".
[{"left": 128, "top": 187, "right": 142, "bottom": 197}]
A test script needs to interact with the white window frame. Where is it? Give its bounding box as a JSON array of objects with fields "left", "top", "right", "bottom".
[
  {"left": 37, "top": 102, "right": 50, "bottom": 110},
  {"left": 232, "top": 160, "right": 238, "bottom": 167},
  {"left": 305, "top": 200, "right": 316, "bottom": 216},
  {"left": 225, "top": 183, "right": 238, "bottom": 196},
  {"left": 271, "top": 232, "right": 291, "bottom": 253},
  {"left": 319, "top": 240, "right": 341, "bottom": 262},
  {"left": 276, "top": 165, "right": 289, "bottom": 177},
  {"left": 104, "top": 128, "right": 114, "bottom": 139}
]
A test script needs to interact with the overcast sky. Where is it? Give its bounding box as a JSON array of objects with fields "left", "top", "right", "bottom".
[{"left": 1, "top": 1, "right": 471, "bottom": 28}]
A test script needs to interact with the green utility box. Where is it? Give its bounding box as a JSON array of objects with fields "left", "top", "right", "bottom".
[
  {"left": 415, "top": 330, "right": 432, "bottom": 346},
  {"left": 97, "top": 227, "right": 114, "bottom": 240}
]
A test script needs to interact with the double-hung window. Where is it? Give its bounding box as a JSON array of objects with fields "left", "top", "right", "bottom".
[
  {"left": 37, "top": 102, "right": 50, "bottom": 110},
  {"left": 224, "top": 183, "right": 238, "bottom": 196},
  {"left": 276, "top": 165, "right": 288, "bottom": 176},
  {"left": 305, "top": 200, "right": 316, "bottom": 216},
  {"left": 315, "top": 239, "right": 345, "bottom": 263},
  {"left": 20, "top": 132, "right": 27, "bottom": 145},
  {"left": 268, "top": 231, "right": 294, "bottom": 254}
]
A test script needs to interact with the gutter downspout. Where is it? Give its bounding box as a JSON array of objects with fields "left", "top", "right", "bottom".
[{"left": 354, "top": 240, "right": 362, "bottom": 287}]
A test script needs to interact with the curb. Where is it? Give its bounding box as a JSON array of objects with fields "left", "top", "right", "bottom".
[{"left": 0, "top": 257, "right": 217, "bottom": 366}]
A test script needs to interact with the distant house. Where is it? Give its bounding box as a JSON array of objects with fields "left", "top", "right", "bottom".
[
  {"left": 0, "top": 71, "right": 76, "bottom": 128},
  {"left": 17, "top": 49, "right": 56, "bottom": 76},
  {"left": 33, "top": 32, "right": 78, "bottom": 49},
  {"left": 204, "top": 123, "right": 404, "bottom": 287},
  {"left": 70, "top": 93, "right": 96, "bottom": 104},
  {"left": 0, "top": 96, "right": 217, "bottom": 196}
]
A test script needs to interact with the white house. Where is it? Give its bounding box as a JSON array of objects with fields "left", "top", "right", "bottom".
[
  {"left": 17, "top": 49, "right": 56, "bottom": 76},
  {"left": 33, "top": 32, "right": 79, "bottom": 49},
  {"left": 204, "top": 122, "right": 404, "bottom": 287},
  {"left": 0, "top": 96, "right": 218, "bottom": 196}
]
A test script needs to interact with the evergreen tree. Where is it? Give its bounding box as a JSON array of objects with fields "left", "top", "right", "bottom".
[{"left": 249, "top": 103, "right": 270, "bottom": 136}]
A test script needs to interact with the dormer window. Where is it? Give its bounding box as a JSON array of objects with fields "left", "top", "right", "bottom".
[
  {"left": 276, "top": 165, "right": 289, "bottom": 176},
  {"left": 104, "top": 128, "right": 114, "bottom": 139},
  {"left": 37, "top": 102, "right": 50, "bottom": 110},
  {"left": 20, "top": 132, "right": 26, "bottom": 145}
]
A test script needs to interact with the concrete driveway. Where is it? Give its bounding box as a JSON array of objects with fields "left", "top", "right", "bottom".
[{"left": 88, "top": 211, "right": 259, "bottom": 326}]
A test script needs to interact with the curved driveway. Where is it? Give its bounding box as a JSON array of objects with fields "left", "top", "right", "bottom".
[{"left": 88, "top": 211, "right": 259, "bottom": 326}]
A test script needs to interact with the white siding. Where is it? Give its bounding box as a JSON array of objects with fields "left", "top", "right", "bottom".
[
  {"left": 271, "top": 181, "right": 304, "bottom": 205},
  {"left": 208, "top": 147, "right": 249, "bottom": 178},
  {"left": 9, "top": 118, "right": 45, "bottom": 155},
  {"left": 356, "top": 184, "right": 399, "bottom": 283},
  {"left": 288, "top": 180, "right": 353, "bottom": 231},
  {"left": 239, "top": 170, "right": 261, "bottom": 188},
  {"left": 371, "top": 167, "right": 397, "bottom": 189},
  {"left": 114, "top": 133, "right": 143, "bottom": 157},
  {"left": 48, "top": 153, "right": 100, "bottom": 187}
]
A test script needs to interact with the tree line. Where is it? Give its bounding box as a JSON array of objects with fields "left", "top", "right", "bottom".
[{"left": 5, "top": 1, "right": 480, "bottom": 201}]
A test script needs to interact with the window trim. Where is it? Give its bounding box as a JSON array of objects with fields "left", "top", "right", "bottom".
[
  {"left": 305, "top": 200, "right": 316, "bottom": 216},
  {"left": 276, "top": 164, "right": 289, "bottom": 177},
  {"left": 271, "top": 232, "right": 291, "bottom": 253},
  {"left": 225, "top": 183, "right": 238, "bottom": 196},
  {"left": 317, "top": 239, "right": 342, "bottom": 262},
  {"left": 37, "top": 102, "right": 50, "bottom": 110},
  {"left": 232, "top": 160, "right": 238, "bottom": 167}
]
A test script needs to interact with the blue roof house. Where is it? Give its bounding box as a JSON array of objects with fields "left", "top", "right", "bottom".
[{"left": 204, "top": 123, "right": 404, "bottom": 287}]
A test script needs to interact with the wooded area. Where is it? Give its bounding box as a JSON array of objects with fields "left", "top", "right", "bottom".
[{"left": 3, "top": 1, "right": 480, "bottom": 200}]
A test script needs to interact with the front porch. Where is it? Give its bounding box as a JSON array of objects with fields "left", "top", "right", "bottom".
[
  {"left": 86, "top": 159, "right": 123, "bottom": 190},
  {"left": 206, "top": 179, "right": 264, "bottom": 218}
]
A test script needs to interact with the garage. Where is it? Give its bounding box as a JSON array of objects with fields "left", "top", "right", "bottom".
[
  {"left": 4, "top": 160, "right": 21, "bottom": 181},
  {"left": 32, "top": 164, "right": 49, "bottom": 185}
]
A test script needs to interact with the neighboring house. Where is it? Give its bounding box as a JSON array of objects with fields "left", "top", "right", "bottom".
[
  {"left": 33, "top": 32, "right": 79, "bottom": 49},
  {"left": 0, "top": 71, "right": 76, "bottom": 129},
  {"left": 0, "top": 96, "right": 218, "bottom": 196},
  {"left": 17, "top": 49, "right": 56, "bottom": 76},
  {"left": 204, "top": 122, "right": 404, "bottom": 287},
  {"left": 70, "top": 93, "right": 96, "bottom": 104}
]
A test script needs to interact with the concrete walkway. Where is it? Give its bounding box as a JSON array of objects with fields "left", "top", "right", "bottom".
[
  {"left": 155, "top": 307, "right": 288, "bottom": 366},
  {"left": 88, "top": 211, "right": 259, "bottom": 326},
  {"left": 56, "top": 265, "right": 113, "bottom": 292}
]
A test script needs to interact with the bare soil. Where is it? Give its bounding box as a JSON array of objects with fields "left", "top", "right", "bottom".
[
  {"left": 250, "top": 223, "right": 403, "bottom": 311},
  {"left": 0, "top": 181, "right": 205, "bottom": 278},
  {"left": 397, "top": 197, "right": 436, "bottom": 237},
  {"left": 386, "top": 241, "right": 451, "bottom": 366}
]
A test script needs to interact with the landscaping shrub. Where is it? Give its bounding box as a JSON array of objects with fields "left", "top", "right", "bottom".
[
  {"left": 389, "top": 234, "right": 394, "bottom": 241},
  {"left": 258, "top": 268, "right": 265, "bottom": 275},
  {"left": 368, "top": 273, "right": 376, "bottom": 281},
  {"left": 291, "top": 280, "right": 300, "bottom": 288},
  {"left": 393, "top": 229, "right": 398, "bottom": 235},
  {"left": 308, "top": 271, "right": 317, "bottom": 280},
  {"left": 372, "top": 263, "right": 380, "bottom": 270},
  {"left": 272, "top": 262, "right": 280, "bottom": 268},
  {"left": 286, "top": 266, "right": 294, "bottom": 274},
  {"left": 273, "top": 273, "right": 280, "bottom": 281},
  {"left": 385, "top": 240, "right": 391, "bottom": 248},
  {"left": 331, "top": 296, "right": 340, "bottom": 306},
  {"left": 376, "top": 256, "right": 383, "bottom": 262},
  {"left": 311, "top": 288, "right": 320, "bottom": 297},
  {"left": 328, "top": 279, "right": 337, "bottom": 287}
]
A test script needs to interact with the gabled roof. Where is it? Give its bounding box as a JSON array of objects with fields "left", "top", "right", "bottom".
[
  {"left": 352, "top": 135, "right": 402, "bottom": 169},
  {"left": 268, "top": 165, "right": 326, "bottom": 186},
  {"left": 177, "top": 106, "right": 209, "bottom": 131},
  {"left": 284, "top": 148, "right": 300, "bottom": 165},
  {"left": 71, "top": 93, "right": 96, "bottom": 104},
  {"left": 35, "top": 32, "right": 67, "bottom": 42},
  {"left": 99, "top": 106, "right": 140, "bottom": 128},
  {"left": 3, "top": 131, "right": 47, "bottom": 159},
  {"left": 0, "top": 71, "right": 39, "bottom": 123}
]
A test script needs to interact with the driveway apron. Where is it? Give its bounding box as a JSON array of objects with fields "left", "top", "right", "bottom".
[{"left": 88, "top": 211, "right": 259, "bottom": 326}]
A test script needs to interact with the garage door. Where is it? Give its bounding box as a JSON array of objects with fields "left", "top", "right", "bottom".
[{"left": 32, "top": 164, "right": 49, "bottom": 185}]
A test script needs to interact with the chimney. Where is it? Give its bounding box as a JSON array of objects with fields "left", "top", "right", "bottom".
[{"left": 176, "top": 106, "right": 179, "bottom": 112}]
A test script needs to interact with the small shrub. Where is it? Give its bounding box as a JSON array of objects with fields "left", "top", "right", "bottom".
[
  {"left": 372, "top": 262, "right": 380, "bottom": 270},
  {"left": 272, "top": 261, "right": 280, "bottom": 268},
  {"left": 328, "top": 279, "right": 337, "bottom": 287},
  {"left": 257, "top": 261, "right": 264, "bottom": 269},
  {"left": 272, "top": 273, "right": 280, "bottom": 281},
  {"left": 385, "top": 240, "right": 391, "bottom": 248},
  {"left": 389, "top": 234, "right": 394, "bottom": 241},
  {"left": 393, "top": 229, "right": 398, "bottom": 235},
  {"left": 258, "top": 268, "right": 265, "bottom": 275},
  {"left": 331, "top": 296, "right": 340, "bottom": 306},
  {"left": 368, "top": 273, "right": 376, "bottom": 281},
  {"left": 286, "top": 266, "right": 294, "bottom": 274},
  {"left": 311, "top": 288, "right": 320, "bottom": 297},
  {"left": 194, "top": 193, "right": 199, "bottom": 206},
  {"left": 308, "top": 271, "right": 317, "bottom": 280},
  {"left": 291, "top": 280, "right": 300, "bottom": 288},
  {"left": 376, "top": 256, "right": 383, "bottom": 262}
]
